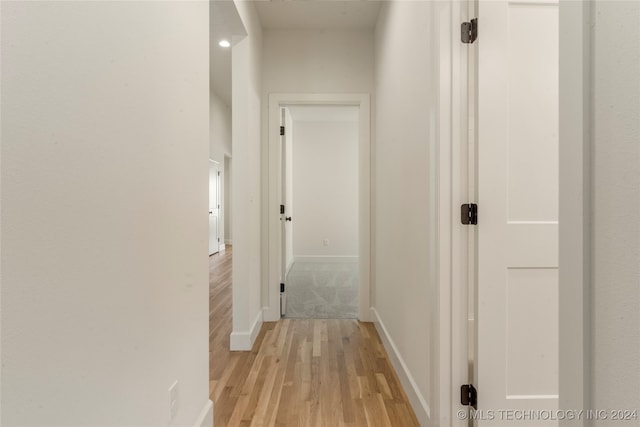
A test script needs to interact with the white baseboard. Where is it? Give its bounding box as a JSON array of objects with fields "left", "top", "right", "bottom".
[
  {"left": 263, "top": 304, "right": 280, "bottom": 322},
  {"left": 293, "top": 256, "right": 359, "bottom": 263},
  {"left": 224, "top": 239, "right": 232, "bottom": 245},
  {"left": 371, "top": 307, "right": 430, "bottom": 426},
  {"left": 193, "top": 399, "right": 213, "bottom": 427},
  {"left": 230, "top": 310, "right": 263, "bottom": 351},
  {"left": 219, "top": 243, "right": 226, "bottom": 252}
]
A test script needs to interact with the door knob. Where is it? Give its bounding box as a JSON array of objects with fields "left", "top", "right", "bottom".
[
  {"left": 285, "top": 217, "right": 292, "bottom": 222},
  {"left": 209, "top": 211, "right": 213, "bottom": 214}
]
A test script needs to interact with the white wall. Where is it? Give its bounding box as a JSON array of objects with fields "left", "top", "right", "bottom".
[
  {"left": 291, "top": 120, "right": 359, "bottom": 260},
  {"left": 373, "top": 2, "right": 440, "bottom": 425},
  {"left": 210, "top": 91, "right": 232, "bottom": 161},
  {"left": 1, "top": 2, "right": 211, "bottom": 426},
  {"left": 262, "top": 29, "right": 374, "bottom": 94},
  {"left": 589, "top": 0, "right": 640, "bottom": 419},
  {"left": 560, "top": 0, "right": 640, "bottom": 420},
  {"left": 231, "top": 0, "right": 264, "bottom": 350},
  {"left": 261, "top": 28, "right": 374, "bottom": 317}
]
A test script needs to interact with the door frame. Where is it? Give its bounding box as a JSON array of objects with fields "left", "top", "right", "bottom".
[
  {"left": 279, "top": 107, "right": 287, "bottom": 317},
  {"left": 440, "top": 0, "right": 473, "bottom": 424},
  {"left": 265, "top": 93, "right": 371, "bottom": 322},
  {"left": 558, "top": 0, "right": 591, "bottom": 418}
]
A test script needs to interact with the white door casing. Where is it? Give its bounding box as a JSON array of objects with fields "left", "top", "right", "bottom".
[
  {"left": 279, "top": 107, "right": 287, "bottom": 316},
  {"left": 475, "top": 0, "right": 559, "bottom": 424},
  {"left": 266, "top": 93, "right": 371, "bottom": 322}
]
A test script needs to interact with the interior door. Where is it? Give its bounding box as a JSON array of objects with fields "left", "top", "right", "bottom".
[
  {"left": 475, "top": 0, "right": 559, "bottom": 424},
  {"left": 209, "top": 162, "right": 220, "bottom": 256}
]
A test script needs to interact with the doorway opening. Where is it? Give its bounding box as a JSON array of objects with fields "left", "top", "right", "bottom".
[
  {"left": 280, "top": 105, "right": 360, "bottom": 319},
  {"left": 266, "top": 93, "right": 371, "bottom": 322}
]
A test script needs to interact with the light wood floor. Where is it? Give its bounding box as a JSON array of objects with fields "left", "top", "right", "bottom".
[{"left": 209, "top": 246, "right": 420, "bottom": 427}]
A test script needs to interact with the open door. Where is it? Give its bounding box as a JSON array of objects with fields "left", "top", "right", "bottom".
[
  {"left": 474, "top": 0, "right": 559, "bottom": 424},
  {"left": 209, "top": 161, "right": 220, "bottom": 256}
]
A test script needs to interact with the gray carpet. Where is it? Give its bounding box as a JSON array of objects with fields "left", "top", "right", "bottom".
[{"left": 284, "top": 262, "right": 359, "bottom": 319}]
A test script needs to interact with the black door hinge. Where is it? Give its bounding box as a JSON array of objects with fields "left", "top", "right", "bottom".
[
  {"left": 280, "top": 205, "right": 285, "bottom": 214},
  {"left": 461, "top": 384, "right": 477, "bottom": 409},
  {"left": 462, "top": 18, "right": 478, "bottom": 44},
  {"left": 461, "top": 203, "right": 478, "bottom": 225},
  {"left": 280, "top": 126, "right": 285, "bottom": 136},
  {"left": 280, "top": 283, "right": 285, "bottom": 293}
]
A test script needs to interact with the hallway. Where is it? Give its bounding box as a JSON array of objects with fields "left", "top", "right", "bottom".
[
  {"left": 2, "top": 1, "right": 638, "bottom": 425},
  {"left": 209, "top": 248, "right": 419, "bottom": 426}
]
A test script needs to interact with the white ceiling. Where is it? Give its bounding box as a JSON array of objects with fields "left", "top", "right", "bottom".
[
  {"left": 210, "top": 1, "right": 381, "bottom": 106},
  {"left": 288, "top": 105, "right": 359, "bottom": 122},
  {"left": 254, "top": 1, "right": 382, "bottom": 30}
]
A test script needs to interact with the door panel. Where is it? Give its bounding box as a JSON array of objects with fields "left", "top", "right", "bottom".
[{"left": 476, "top": 0, "right": 559, "bottom": 423}]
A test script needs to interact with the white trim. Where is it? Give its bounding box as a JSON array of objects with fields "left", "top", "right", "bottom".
[
  {"left": 224, "top": 239, "right": 232, "bottom": 245},
  {"left": 558, "top": 0, "right": 591, "bottom": 420},
  {"left": 438, "top": 2, "right": 454, "bottom": 426},
  {"left": 192, "top": 400, "right": 213, "bottom": 427},
  {"left": 263, "top": 304, "right": 280, "bottom": 322},
  {"left": 219, "top": 243, "right": 226, "bottom": 252},
  {"left": 436, "top": 1, "right": 469, "bottom": 425},
  {"left": 293, "top": 256, "right": 358, "bottom": 264},
  {"left": 371, "top": 308, "right": 430, "bottom": 426},
  {"left": 230, "top": 310, "right": 263, "bottom": 351},
  {"left": 266, "top": 93, "right": 371, "bottom": 322}
]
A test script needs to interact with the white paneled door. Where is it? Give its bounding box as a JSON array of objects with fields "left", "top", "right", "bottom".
[
  {"left": 209, "top": 162, "right": 220, "bottom": 256},
  {"left": 475, "top": 0, "right": 559, "bottom": 424}
]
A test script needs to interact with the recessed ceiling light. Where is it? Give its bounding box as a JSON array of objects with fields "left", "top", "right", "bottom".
[{"left": 218, "top": 39, "right": 231, "bottom": 48}]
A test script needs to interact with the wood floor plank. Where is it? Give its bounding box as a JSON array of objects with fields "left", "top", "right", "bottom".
[{"left": 210, "top": 246, "right": 420, "bottom": 427}]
